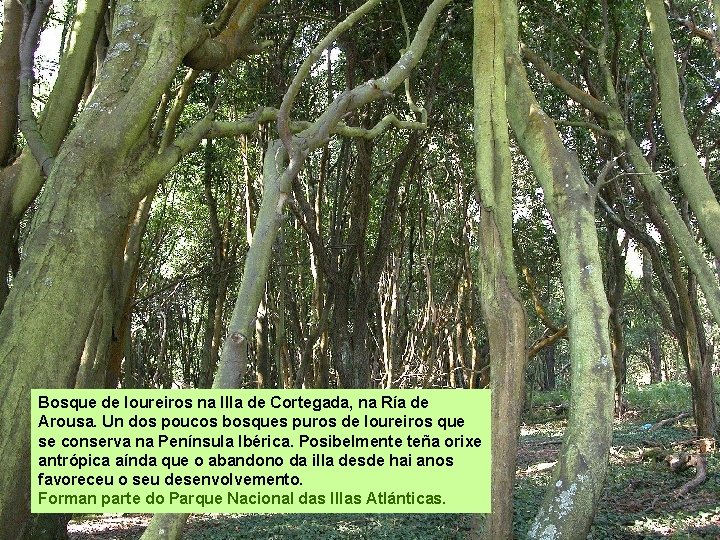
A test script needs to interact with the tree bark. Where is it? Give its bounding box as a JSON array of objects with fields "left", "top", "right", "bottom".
[
  {"left": 472, "top": 1, "right": 528, "bottom": 537},
  {"left": 0, "top": 0, "right": 107, "bottom": 311},
  {"left": 0, "top": 0, "right": 22, "bottom": 167},
  {"left": 504, "top": 1, "right": 615, "bottom": 537},
  {"left": 605, "top": 222, "right": 627, "bottom": 415},
  {"left": 644, "top": 0, "right": 720, "bottom": 260},
  {"left": 0, "top": 3, "right": 213, "bottom": 535},
  {"left": 521, "top": 44, "right": 720, "bottom": 326},
  {"left": 640, "top": 190, "right": 718, "bottom": 437}
]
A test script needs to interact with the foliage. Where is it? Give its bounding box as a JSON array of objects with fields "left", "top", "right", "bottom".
[{"left": 625, "top": 380, "right": 696, "bottom": 420}]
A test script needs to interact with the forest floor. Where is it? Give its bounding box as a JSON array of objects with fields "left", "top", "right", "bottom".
[
  {"left": 515, "top": 380, "right": 720, "bottom": 539},
  {"left": 68, "top": 381, "right": 719, "bottom": 540}
]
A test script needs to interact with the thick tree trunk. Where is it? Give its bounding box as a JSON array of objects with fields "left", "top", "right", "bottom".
[
  {"left": 541, "top": 345, "right": 557, "bottom": 391},
  {"left": 0, "top": 3, "right": 205, "bottom": 534},
  {"left": 0, "top": 0, "right": 23, "bottom": 309},
  {"left": 0, "top": 154, "right": 137, "bottom": 539},
  {"left": 0, "top": 0, "right": 107, "bottom": 311}
]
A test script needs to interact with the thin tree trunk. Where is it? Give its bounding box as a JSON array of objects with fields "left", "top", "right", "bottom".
[
  {"left": 0, "top": 0, "right": 22, "bottom": 167},
  {"left": 644, "top": 0, "right": 720, "bottom": 260},
  {"left": 472, "top": 1, "right": 528, "bottom": 537},
  {"left": 605, "top": 223, "right": 627, "bottom": 415},
  {"left": 643, "top": 192, "right": 717, "bottom": 436},
  {"left": 542, "top": 345, "right": 557, "bottom": 391},
  {"left": 648, "top": 333, "right": 663, "bottom": 383}
]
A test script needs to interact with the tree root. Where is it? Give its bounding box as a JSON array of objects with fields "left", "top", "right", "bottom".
[
  {"left": 650, "top": 452, "right": 709, "bottom": 508},
  {"left": 673, "top": 454, "right": 708, "bottom": 497}
]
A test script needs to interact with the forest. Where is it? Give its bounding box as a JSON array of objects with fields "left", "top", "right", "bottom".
[{"left": 0, "top": 0, "right": 719, "bottom": 538}]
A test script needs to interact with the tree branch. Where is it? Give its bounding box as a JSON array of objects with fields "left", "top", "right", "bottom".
[
  {"left": 160, "top": 69, "right": 200, "bottom": 152},
  {"left": 184, "top": 0, "right": 271, "bottom": 71},
  {"left": 555, "top": 119, "right": 610, "bottom": 136},
  {"left": 521, "top": 44, "right": 613, "bottom": 118},
  {"left": 18, "top": 0, "right": 55, "bottom": 177},
  {"left": 528, "top": 326, "right": 568, "bottom": 359},
  {"left": 277, "top": 0, "right": 382, "bottom": 152},
  {"left": 146, "top": 106, "right": 428, "bottom": 190}
]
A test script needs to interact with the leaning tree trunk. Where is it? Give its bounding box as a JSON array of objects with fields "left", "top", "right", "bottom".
[
  {"left": 519, "top": 36, "right": 720, "bottom": 326},
  {"left": 0, "top": 0, "right": 107, "bottom": 311},
  {"left": 605, "top": 220, "right": 627, "bottom": 415},
  {"left": 503, "top": 0, "right": 615, "bottom": 537},
  {"left": 653, "top": 204, "right": 718, "bottom": 437},
  {"left": 472, "top": 0, "right": 528, "bottom": 538},
  {"left": 644, "top": 0, "right": 720, "bottom": 260}
]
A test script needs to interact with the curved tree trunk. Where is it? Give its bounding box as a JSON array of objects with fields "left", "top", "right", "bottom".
[
  {"left": 0, "top": 0, "right": 107, "bottom": 311},
  {"left": 503, "top": 1, "right": 615, "bottom": 537},
  {"left": 0, "top": 3, "right": 210, "bottom": 535},
  {"left": 520, "top": 40, "right": 720, "bottom": 326}
]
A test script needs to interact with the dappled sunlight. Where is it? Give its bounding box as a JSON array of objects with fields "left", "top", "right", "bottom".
[{"left": 517, "top": 387, "right": 720, "bottom": 538}]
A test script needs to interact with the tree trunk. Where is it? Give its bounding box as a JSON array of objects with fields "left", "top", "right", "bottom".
[
  {"left": 605, "top": 223, "right": 627, "bottom": 415},
  {"left": 644, "top": 0, "right": 720, "bottom": 260},
  {"left": 255, "top": 298, "right": 272, "bottom": 388},
  {"left": 0, "top": 156, "right": 138, "bottom": 538},
  {"left": 20, "top": 514, "right": 71, "bottom": 540},
  {"left": 199, "top": 137, "right": 229, "bottom": 388},
  {"left": 687, "top": 273, "right": 717, "bottom": 436},
  {"left": 0, "top": 3, "right": 211, "bottom": 534},
  {"left": 0, "top": 0, "right": 107, "bottom": 311},
  {"left": 643, "top": 192, "right": 718, "bottom": 437},
  {"left": 504, "top": 1, "right": 615, "bottom": 537},
  {"left": 648, "top": 332, "right": 663, "bottom": 384},
  {"left": 472, "top": 1, "right": 528, "bottom": 537}
]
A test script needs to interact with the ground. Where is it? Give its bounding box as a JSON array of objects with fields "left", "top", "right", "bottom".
[{"left": 67, "top": 381, "right": 719, "bottom": 539}]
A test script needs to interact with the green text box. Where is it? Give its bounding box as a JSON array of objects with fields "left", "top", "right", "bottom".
[{"left": 31, "top": 389, "right": 490, "bottom": 513}]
